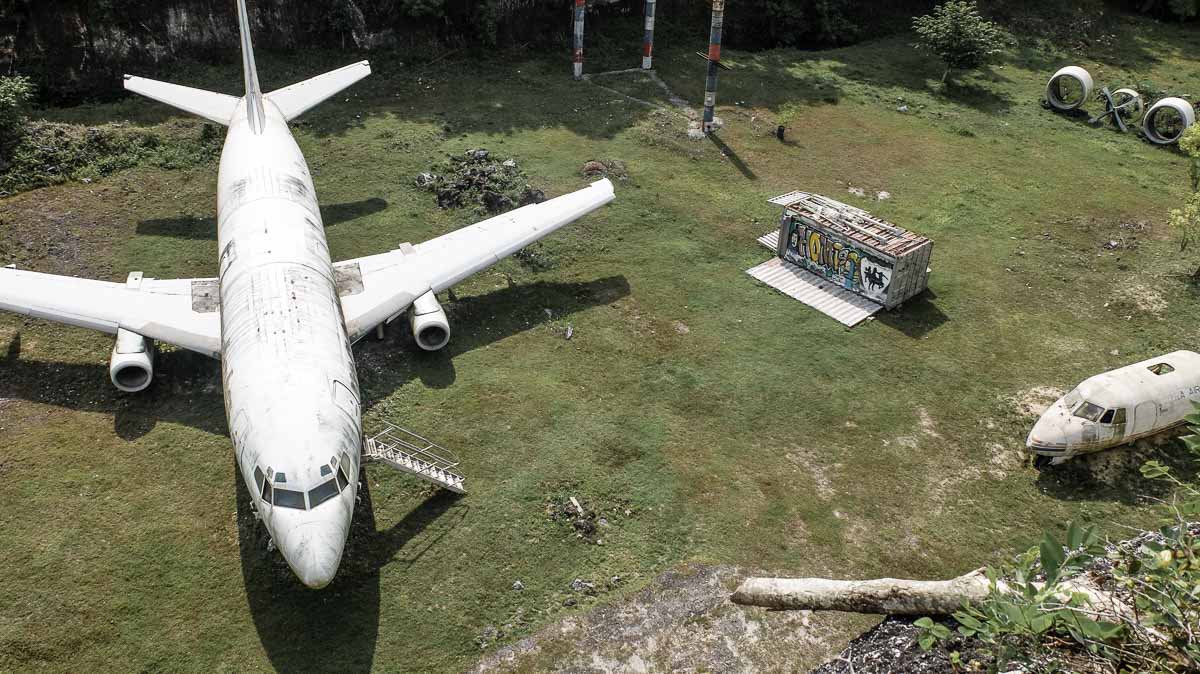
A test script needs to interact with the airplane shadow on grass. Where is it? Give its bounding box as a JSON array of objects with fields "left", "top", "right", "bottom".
[
  {"left": 136, "top": 198, "right": 390, "bottom": 240},
  {"left": 235, "top": 461, "right": 466, "bottom": 674},
  {"left": 0, "top": 276, "right": 629, "bottom": 439}
]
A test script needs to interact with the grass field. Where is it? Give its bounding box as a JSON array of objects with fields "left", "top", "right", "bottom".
[{"left": 3, "top": 12, "right": 1200, "bottom": 673}]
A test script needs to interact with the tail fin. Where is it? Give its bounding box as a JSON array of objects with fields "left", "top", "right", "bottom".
[
  {"left": 266, "top": 61, "right": 372, "bottom": 122},
  {"left": 236, "top": 0, "right": 266, "bottom": 133}
]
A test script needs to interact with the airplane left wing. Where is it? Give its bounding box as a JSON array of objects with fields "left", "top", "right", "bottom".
[
  {"left": 0, "top": 268, "right": 222, "bottom": 358},
  {"left": 337, "top": 179, "right": 615, "bottom": 343}
]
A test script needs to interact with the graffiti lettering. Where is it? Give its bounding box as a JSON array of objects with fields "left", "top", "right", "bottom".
[{"left": 782, "top": 217, "right": 893, "bottom": 302}]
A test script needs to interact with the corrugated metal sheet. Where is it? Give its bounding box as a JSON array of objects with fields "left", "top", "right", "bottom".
[
  {"left": 745, "top": 257, "right": 882, "bottom": 328},
  {"left": 757, "top": 230, "right": 780, "bottom": 251}
]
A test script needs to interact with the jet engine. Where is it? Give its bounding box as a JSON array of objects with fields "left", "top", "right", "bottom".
[
  {"left": 109, "top": 328, "right": 156, "bottom": 393},
  {"left": 409, "top": 290, "right": 451, "bottom": 351}
]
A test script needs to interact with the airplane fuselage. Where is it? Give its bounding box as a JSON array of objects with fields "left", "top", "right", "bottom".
[{"left": 217, "top": 99, "right": 360, "bottom": 588}]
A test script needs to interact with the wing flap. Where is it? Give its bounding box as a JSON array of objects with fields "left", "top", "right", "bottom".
[{"left": 0, "top": 268, "right": 222, "bottom": 358}]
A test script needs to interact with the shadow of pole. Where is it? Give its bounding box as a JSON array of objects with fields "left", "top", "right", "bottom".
[{"left": 706, "top": 133, "right": 757, "bottom": 180}]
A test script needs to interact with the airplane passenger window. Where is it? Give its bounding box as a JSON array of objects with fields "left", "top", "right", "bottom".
[
  {"left": 273, "top": 488, "right": 306, "bottom": 509},
  {"left": 1114, "top": 408, "right": 1126, "bottom": 424},
  {"left": 1148, "top": 363, "right": 1175, "bottom": 375},
  {"left": 1100, "top": 409, "right": 1115, "bottom": 424},
  {"left": 309, "top": 480, "right": 340, "bottom": 508},
  {"left": 1073, "top": 401, "right": 1105, "bottom": 422}
]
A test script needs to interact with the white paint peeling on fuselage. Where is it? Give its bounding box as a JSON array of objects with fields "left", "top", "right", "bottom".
[{"left": 218, "top": 98, "right": 360, "bottom": 588}]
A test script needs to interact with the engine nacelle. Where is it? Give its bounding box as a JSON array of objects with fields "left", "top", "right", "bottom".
[
  {"left": 109, "top": 328, "right": 156, "bottom": 393},
  {"left": 409, "top": 290, "right": 450, "bottom": 351}
]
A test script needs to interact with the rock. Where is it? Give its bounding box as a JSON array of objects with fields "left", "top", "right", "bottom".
[
  {"left": 467, "top": 149, "right": 490, "bottom": 161},
  {"left": 512, "top": 580, "right": 525, "bottom": 591},
  {"left": 518, "top": 187, "right": 545, "bottom": 206},
  {"left": 897, "top": 105, "right": 909, "bottom": 113},
  {"left": 582, "top": 160, "right": 607, "bottom": 176},
  {"left": 502, "top": 159, "right": 517, "bottom": 169},
  {"left": 570, "top": 578, "right": 597, "bottom": 595},
  {"left": 414, "top": 172, "right": 437, "bottom": 189},
  {"left": 563, "top": 597, "right": 577, "bottom": 607},
  {"left": 848, "top": 187, "right": 866, "bottom": 198},
  {"left": 876, "top": 191, "right": 891, "bottom": 200}
]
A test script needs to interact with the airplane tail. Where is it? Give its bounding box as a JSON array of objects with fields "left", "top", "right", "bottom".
[
  {"left": 236, "top": 0, "right": 267, "bottom": 132},
  {"left": 124, "top": 0, "right": 370, "bottom": 129}
]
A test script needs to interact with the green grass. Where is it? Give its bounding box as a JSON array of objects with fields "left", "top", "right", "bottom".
[{"left": 3, "top": 13, "right": 1200, "bottom": 673}]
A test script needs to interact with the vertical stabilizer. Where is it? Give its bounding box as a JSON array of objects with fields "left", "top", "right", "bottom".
[{"left": 236, "top": 0, "right": 266, "bottom": 133}]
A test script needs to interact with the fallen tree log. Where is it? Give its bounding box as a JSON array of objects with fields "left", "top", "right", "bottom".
[{"left": 731, "top": 569, "right": 991, "bottom": 615}]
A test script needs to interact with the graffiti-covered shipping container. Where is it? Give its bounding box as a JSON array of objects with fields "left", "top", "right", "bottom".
[{"left": 770, "top": 191, "right": 932, "bottom": 310}]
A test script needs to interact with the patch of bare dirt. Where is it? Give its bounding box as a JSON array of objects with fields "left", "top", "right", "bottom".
[
  {"left": 1014, "top": 386, "right": 1065, "bottom": 418},
  {"left": 470, "top": 564, "right": 842, "bottom": 674},
  {"left": 785, "top": 448, "right": 837, "bottom": 500},
  {"left": 1112, "top": 281, "right": 1168, "bottom": 318}
]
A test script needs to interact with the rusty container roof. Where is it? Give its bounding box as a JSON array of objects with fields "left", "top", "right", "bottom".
[{"left": 768, "top": 191, "right": 931, "bottom": 257}]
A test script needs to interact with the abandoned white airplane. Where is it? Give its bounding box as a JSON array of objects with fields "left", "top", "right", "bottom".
[
  {"left": 0, "top": 0, "right": 614, "bottom": 588},
  {"left": 1026, "top": 350, "right": 1200, "bottom": 466}
]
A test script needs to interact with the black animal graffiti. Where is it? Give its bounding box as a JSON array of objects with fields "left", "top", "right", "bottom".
[{"left": 864, "top": 267, "right": 887, "bottom": 292}]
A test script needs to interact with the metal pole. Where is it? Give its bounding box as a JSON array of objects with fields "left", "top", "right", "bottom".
[
  {"left": 642, "top": 0, "right": 657, "bottom": 70},
  {"left": 702, "top": 0, "right": 725, "bottom": 133},
  {"left": 573, "top": 0, "right": 586, "bottom": 80}
]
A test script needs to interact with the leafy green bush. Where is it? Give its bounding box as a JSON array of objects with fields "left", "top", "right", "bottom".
[
  {"left": 0, "top": 121, "right": 222, "bottom": 194},
  {"left": 0, "top": 75, "right": 35, "bottom": 153},
  {"left": 912, "top": 1, "right": 1009, "bottom": 83},
  {"left": 1172, "top": 126, "right": 1200, "bottom": 276}
]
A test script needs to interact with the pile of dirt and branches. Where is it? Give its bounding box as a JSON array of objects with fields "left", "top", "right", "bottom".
[{"left": 415, "top": 149, "right": 545, "bottom": 215}]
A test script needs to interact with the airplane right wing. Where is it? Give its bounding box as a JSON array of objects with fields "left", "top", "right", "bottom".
[{"left": 337, "top": 179, "right": 615, "bottom": 343}]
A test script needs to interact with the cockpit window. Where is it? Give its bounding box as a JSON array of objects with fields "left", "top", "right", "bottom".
[
  {"left": 275, "top": 472, "right": 287, "bottom": 483},
  {"left": 336, "top": 466, "right": 350, "bottom": 491},
  {"left": 309, "top": 480, "right": 340, "bottom": 508},
  {"left": 273, "top": 488, "right": 306, "bottom": 509},
  {"left": 1073, "top": 401, "right": 1105, "bottom": 422},
  {"left": 1148, "top": 362, "right": 1175, "bottom": 375},
  {"left": 261, "top": 480, "right": 273, "bottom": 504},
  {"left": 320, "top": 465, "right": 332, "bottom": 477},
  {"left": 1113, "top": 408, "right": 1126, "bottom": 424},
  {"left": 1100, "top": 409, "right": 1115, "bottom": 424}
]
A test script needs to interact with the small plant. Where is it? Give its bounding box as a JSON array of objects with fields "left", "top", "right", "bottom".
[
  {"left": 912, "top": 1, "right": 1008, "bottom": 84},
  {"left": 1172, "top": 126, "right": 1200, "bottom": 277}
]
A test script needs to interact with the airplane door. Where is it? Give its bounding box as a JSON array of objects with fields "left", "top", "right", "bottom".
[{"left": 1132, "top": 401, "right": 1158, "bottom": 437}]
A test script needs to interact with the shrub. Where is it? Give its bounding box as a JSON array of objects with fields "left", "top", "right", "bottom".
[
  {"left": 0, "top": 75, "right": 35, "bottom": 153},
  {"left": 0, "top": 121, "right": 222, "bottom": 194},
  {"left": 912, "top": 1, "right": 1008, "bottom": 83}
]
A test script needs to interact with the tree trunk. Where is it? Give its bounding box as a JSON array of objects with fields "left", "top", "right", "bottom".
[{"left": 731, "top": 569, "right": 990, "bottom": 615}]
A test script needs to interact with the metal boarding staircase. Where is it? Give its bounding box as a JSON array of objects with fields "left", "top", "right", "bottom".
[{"left": 364, "top": 421, "right": 466, "bottom": 494}]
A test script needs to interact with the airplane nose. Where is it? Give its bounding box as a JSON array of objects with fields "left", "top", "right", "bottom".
[{"left": 277, "top": 521, "right": 346, "bottom": 589}]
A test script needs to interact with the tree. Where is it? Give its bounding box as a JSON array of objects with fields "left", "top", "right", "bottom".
[
  {"left": 0, "top": 75, "right": 34, "bottom": 163},
  {"left": 912, "top": 1, "right": 1007, "bottom": 83}
]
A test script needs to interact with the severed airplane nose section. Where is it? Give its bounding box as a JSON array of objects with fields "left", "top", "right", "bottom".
[{"left": 275, "top": 520, "right": 347, "bottom": 589}]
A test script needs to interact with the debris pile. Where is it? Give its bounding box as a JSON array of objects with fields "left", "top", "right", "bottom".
[
  {"left": 416, "top": 149, "right": 545, "bottom": 214},
  {"left": 544, "top": 490, "right": 635, "bottom": 545},
  {"left": 581, "top": 159, "right": 628, "bottom": 181}
]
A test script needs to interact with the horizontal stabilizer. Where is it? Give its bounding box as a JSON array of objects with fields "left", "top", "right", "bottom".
[
  {"left": 123, "top": 75, "right": 240, "bottom": 125},
  {"left": 266, "top": 61, "right": 372, "bottom": 121}
]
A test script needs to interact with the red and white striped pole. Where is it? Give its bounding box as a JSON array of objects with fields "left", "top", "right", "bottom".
[
  {"left": 573, "top": 0, "right": 586, "bottom": 80},
  {"left": 702, "top": 0, "right": 725, "bottom": 133},
  {"left": 642, "top": 0, "right": 657, "bottom": 70}
]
